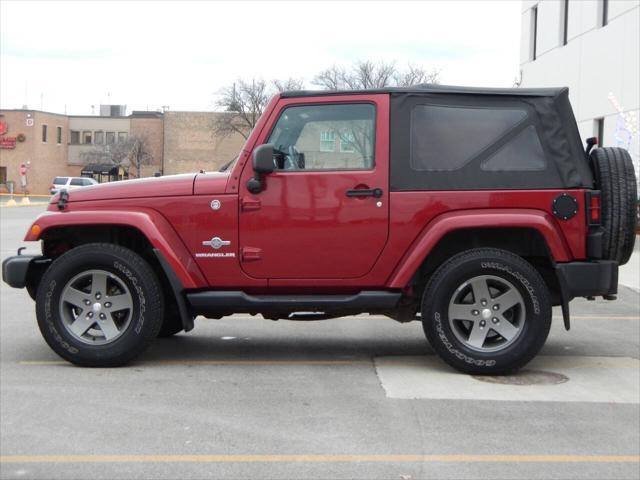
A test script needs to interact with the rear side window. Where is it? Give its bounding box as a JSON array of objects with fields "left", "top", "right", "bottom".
[
  {"left": 70, "top": 178, "right": 84, "bottom": 186},
  {"left": 82, "top": 178, "right": 95, "bottom": 186},
  {"left": 410, "top": 105, "right": 528, "bottom": 171},
  {"left": 53, "top": 177, "right": 68, "bottom": 185},
  {"left": 481, "top": 125, "right": 546, "bottom": 171}
]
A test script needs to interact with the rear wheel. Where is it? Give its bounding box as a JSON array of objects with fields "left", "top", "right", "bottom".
[
  {"left": 421, "top": 248, "right": 552, "bottom": 375},
  {"left": 36, "top": 243, "right": 164, "bottom": 367},
  {"left": 591, "top": 147, "right": 637, "bottom": 265}
]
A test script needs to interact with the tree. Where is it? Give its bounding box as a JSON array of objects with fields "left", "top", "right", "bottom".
[
  {"left": 213, "top": 77, "right": 304, "bottom": 139},
  {"left": 313, "top": 60, "right": 440, "bottom": 90},
  {"left": 80, "top": 134, "right": 154, "bottom": 178},
  {"left": 212, "top": 60, "right": 440, "bottom": 140}
]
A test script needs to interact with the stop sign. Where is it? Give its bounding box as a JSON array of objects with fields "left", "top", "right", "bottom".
[{"left": 19, "top": 164, "right": 27, "bottom": 176}]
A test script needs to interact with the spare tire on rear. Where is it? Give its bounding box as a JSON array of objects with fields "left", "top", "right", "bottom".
[{"left": 590, "top": 147, "right": 637, "bottom": 265}]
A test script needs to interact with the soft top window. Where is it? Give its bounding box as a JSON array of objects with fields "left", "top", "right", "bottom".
[
  {"left": 410, "top": 105, "right": 527, "bottom": 171},
  {"left": 390, "top": 91, "right": 592, "bottom": 191}
]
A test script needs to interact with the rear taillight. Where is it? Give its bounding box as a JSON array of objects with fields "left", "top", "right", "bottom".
[{"left": 586, "top": 191, "right": 601, "bottom": 225}]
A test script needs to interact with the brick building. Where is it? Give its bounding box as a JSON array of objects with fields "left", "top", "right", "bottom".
[
  {"left": 0, "top": 110, "right": 73, "bottom": 195},
  {"left": 1, "top": 107, "right": 246, "bottom": 195},
  {"left": 162, "top": 111, "right": 245, "bottom": 175}
]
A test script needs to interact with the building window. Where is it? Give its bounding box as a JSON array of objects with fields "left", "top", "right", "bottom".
[
  {"left": 340, "top": 131, "right": 356, "bottom": 153},
  {"left": 70, "top": 131, "right": 80, "bottom": 144},
  {"left": 530, "top": 5, "right": 538, "bottom": 60},
  {"left": 42, "top": 125, "right": 47, "bottom": 142},
  {"left": 106, "top": 132, "right": 115, "bottom": 144},
  {"left": 595, "top": 118, "right": 605, "bottom": 146},
  {"left": 82, "top": 131, "right": 92, "bottom": 144},
  {"left": 599, "top": 0, "right": 608, "bottom": 27},
  {"left": 320, "top": 131, "right": 336, "bottom": 152},
  {"left": 117, "top": 132, "right": 128, "bottom": 143},
  {"left": 561, "top": 0, "right": 569, "bottom": 46},
  {"left": 56, "top": 127, "right": 62, "bottom": 144},
  {"left": 94, "top": 131, "right": 104, "bottom": 145}
]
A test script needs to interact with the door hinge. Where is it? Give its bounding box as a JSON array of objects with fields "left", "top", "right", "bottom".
[{"left": 241, "top": 247, "right": 262, "bottom": 261}]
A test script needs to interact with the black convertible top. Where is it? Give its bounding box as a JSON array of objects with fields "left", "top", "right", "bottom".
[
  {"left": 280, "top": 84, "right": 568, "bottom": 99},
  {"left": 281, "top": 84, "right": 593, "bottom": 191}
]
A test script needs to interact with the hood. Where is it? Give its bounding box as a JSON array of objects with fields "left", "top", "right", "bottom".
[{"left": 57, "top": 173, "right": 198, "bottom": 203}]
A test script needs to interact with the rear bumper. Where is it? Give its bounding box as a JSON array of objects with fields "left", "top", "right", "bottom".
[
  {"left": 555, "top": 260, "right": 618, "bottom": 299},
  {"left": 2, "top": 254, "right": 44, "bottom": 289}
]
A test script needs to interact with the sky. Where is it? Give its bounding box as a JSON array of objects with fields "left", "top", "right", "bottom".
[{"left": 0, "top": 0, "right": 522, "bottom": 115}]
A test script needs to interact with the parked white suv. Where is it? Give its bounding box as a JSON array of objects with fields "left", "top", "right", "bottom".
[{"left": 50, "top": 176, "right": 98, "bottom": 195}]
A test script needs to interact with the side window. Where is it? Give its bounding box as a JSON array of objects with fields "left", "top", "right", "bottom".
[
  {"left": 70, "top": 178, "right": 84, "bottom": 186},
  {"left": 82, "top": 178, "right": 94, "bottom": 186},
  {"left": 267, "top": 103, "right": 375, "bottom": 171},
  {"left": 410, "top": 105, "right": 528, "bottom": 172}
]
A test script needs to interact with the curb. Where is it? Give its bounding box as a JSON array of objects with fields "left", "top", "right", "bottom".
[{"left": 0, "top": 202, "right": 50, "bottom": 208}]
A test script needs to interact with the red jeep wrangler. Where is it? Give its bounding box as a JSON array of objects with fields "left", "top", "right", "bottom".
[{"left": 3, "top": 85, "right": 637, "bottom": 374}]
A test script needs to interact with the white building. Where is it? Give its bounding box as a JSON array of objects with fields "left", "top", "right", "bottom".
[{"left": 519, "top": 0, "right": 639, "bottom": 190}]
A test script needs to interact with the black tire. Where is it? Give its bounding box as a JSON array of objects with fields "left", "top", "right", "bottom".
[
  {"left": 591, "top": 147, "right": 637, "bottom": 265},
  {"left": 421, "top": 248, "right": 552, "bottom": 375},
  {"left": 36, "top": 243, "right": 164, "bottom": 367}
]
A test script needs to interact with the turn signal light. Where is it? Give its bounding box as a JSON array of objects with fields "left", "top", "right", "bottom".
[{"left": 30, "top": 224, "right": 41, "bottom": 237}]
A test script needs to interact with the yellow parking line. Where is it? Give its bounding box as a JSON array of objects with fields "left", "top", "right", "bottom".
[
  {"left": 0, "top": 193, "right": 51, "bottom": 198},
  {"left": 19, "top": 359, "right": 372, "bottom": 366},
  {"left": 1, "top": 454, "right": 638, "bottom": 464},
  {"left": 553, "top": 315, "right": 640, "bottom": 320}
]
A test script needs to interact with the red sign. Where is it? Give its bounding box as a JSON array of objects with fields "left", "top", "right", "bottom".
[
  {"left": 0, "top": 120, "right": 7, "bottom": 136},
  {"left": 0, "top": 136, "right": 17, "bottom": 149}
]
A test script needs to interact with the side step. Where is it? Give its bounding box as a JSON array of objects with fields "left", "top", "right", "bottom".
[{"left": 186, "top": 290, "right": 401, "bottom": 317}]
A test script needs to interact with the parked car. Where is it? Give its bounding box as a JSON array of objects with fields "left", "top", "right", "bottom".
[
  {"left": 50, "top": 176, "right": 97, "bottom": 195},
  {"left": 3, "top": 85, "right": 637, "bottom": 374}
]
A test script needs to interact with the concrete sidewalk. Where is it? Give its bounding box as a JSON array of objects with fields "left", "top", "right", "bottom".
[{"left": 619, "top": 239, "right": 640, "bottom": 291}]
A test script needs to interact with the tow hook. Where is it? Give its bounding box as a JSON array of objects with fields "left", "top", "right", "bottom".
[{"left": 17, "top": 247, "right": 26, "bottom": 256}]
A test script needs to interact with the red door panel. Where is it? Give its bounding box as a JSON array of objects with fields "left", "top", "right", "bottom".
[{"left": 239, "top": 95, "right": 390, "bottom": 280}]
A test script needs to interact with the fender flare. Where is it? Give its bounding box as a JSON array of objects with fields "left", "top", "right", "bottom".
[
  {"left": 25, "top": 208, "right": 207, "bottom": 289},
  {"left": 387, "top": 208, "right": 572, "bottom": 288}
]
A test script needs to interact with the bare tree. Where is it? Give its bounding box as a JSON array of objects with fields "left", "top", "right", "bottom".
[
  {"left": 113, "top": 134, "right": 154, "bottom": 178},
  {"left": 314, "top": 60, "right": 440, "bottom": 90},
  {"left": 80, "top": 134, "right": 154, "bottom": 178},
  {"left": 213, "top": 77, "right": 304, "bottom": 140}
]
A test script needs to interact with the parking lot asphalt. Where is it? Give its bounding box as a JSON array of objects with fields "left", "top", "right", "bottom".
[{"left": 1, "top": 205, "right": 639, "bottom": 480}]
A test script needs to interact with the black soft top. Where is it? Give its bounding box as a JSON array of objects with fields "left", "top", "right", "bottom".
[
  {"left": 283, "top": 84, "right": 593, "bottom": 191},
  {"left": 280, "top": 84, "right": 568, "bottom": 99}
]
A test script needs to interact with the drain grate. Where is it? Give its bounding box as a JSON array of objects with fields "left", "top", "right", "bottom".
[{"left": 472, "top": 369, "right": 569, "bottom": 386}]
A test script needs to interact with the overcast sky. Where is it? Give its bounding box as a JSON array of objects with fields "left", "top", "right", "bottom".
[{"left": 0, "top": 1, "right": 522, "bottom": 115}]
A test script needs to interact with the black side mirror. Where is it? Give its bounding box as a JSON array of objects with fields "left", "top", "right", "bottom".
[
  {"left": 253, "top": 144, "right": 275, "bottom": 174},
  {"left": 247, "top": 144, "right": 274, "bottom": 193}
]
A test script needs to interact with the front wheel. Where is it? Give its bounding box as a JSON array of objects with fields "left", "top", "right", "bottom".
[
  {"left": 36, "top": 243, "right": 164, "bottom": 367},
  {"left": 421, "top": 248, "right": 552, "bottom": 375}
]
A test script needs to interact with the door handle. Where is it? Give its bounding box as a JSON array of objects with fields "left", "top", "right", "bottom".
[{"left": 346, "top": 188, "right": 383, "bottom": 198}]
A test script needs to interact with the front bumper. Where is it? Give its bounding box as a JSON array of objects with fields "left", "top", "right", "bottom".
[
  {"left": 2, "top": 254, "right": 46, "bottom": 289},
  {"left": 555, "top": 260, "right": 618, "bottom": 300}
]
